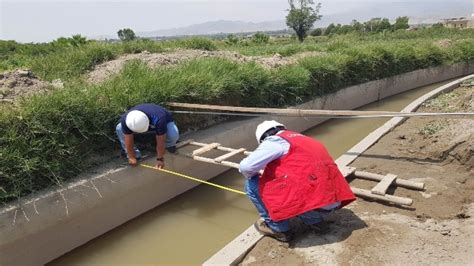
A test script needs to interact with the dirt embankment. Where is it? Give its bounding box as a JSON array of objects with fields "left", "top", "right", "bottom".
[
  {"left": 2, "top": 50, "right": 323, "bottom": 102},
  {"left": 0, "top": 70, "right": 49, "bottom": 103},
  {"left": 86, "top": 49, "right": 323, "bottom": 84},
  {"left": 0, "top": 69, "right": 64, "bottom": 103},
  {"left": 241, "top": 82, "right": 473, "bottom": 265}
]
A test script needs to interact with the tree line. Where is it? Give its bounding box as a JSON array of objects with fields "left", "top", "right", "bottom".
[{"left": 310, "top": 17, "right": 410, "bottom": 36}]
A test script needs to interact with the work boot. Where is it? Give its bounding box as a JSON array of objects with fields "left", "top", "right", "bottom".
[
  {"left": 166, "top": 146, "right": 177, "bottom": 154},
  {"left": 254, "top": 218, "right": 292, "bottom": 243},
  {"left": 308, "top": 220, "right": 330, "bottom": 234}
]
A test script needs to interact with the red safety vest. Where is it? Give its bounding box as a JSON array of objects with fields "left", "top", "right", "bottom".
[{"left": 259, "top": 130, "right": 356, "bottom": 221}]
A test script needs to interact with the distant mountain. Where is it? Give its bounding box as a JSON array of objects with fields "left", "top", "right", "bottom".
[{"left": 138, "top": 20, "right": 288, "bottom": 37}]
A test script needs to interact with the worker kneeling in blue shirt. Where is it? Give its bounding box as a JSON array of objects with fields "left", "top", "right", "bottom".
[{"left": 116, "top": 103, "right": 179, "bottom": 169}]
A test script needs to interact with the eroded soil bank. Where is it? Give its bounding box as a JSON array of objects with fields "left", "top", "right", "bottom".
[
  {"left": 86, "top": 49, "right": 323, "bottom": 84},
  {"left": 241, "top": 82, "right": 473, "bottom": 265}
]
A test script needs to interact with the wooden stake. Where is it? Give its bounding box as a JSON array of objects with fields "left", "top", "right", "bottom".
[
  {"left": 355, "top": 171, "right": 424, "bottom": 190},
  {"left": 371, "top": 174, "right": 397, "bottom": 195},
  {"left": 352, "top": 188, "right": 413, "bottom": 206},
  {"left": 214, "top": 148, "right": 246, "bottom": 162},
  {"left": 192, "top": 143, "right": 221, "bottom": 156}
]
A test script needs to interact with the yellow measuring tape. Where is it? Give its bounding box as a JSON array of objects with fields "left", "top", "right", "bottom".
[{"left": 140, "top": 164, "right": 246, "bottom": 195}]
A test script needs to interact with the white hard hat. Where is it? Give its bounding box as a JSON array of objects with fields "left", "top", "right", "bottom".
[
  {"left": 125, "top": 110, "right": 149, "bottom": 133},
  {"left": 255, "top": 120, "right": 285, "bottom": 143}
]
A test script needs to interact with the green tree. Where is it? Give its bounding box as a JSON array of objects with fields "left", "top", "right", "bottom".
[
  {"left": 52, "top": 35, "right": 88, "bottom": 47},
  {"left": 324, "top": 23, "right": 336, "bottom": 35},
  {"left": 351, "top": 20, "right": 364, "bottom": 32},
  {"left": 333, "top": 24, "right": 342, "bottom": 34},
  {"left": 70, "top": 35, "right": 88, "bottom": 46},
  {"left": 379, "top": 18, "right": 392, "bottom": 33},
  {"left": 286, "top": 0, "right": 322, "bottom": 42},
  {"left": 338, "top": 24, "right": 353, "bottom": 34},
  {"left": 310, "top": 28, "right": 323, "bottom": 36},
  {"left": 117, "top": 28, "right": 137, "bottom": 41},
  {"left": 393, "top": 16, "right": 410, "bottom": 30},
  {"left": 364, "top": 18, "right": 391, "bottom": 33}
]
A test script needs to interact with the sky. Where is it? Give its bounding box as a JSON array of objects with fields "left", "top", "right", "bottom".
[{"left": 1, "top": 0, "right": 472, "bottom": 43}]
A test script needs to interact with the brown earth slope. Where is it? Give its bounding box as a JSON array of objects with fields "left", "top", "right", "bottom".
[
  {"left": 240, "top": 82, "right": 473, "bottom": 265},
  {"left": 86, "top": 49, "right": 323, "bottom": 84},
  {"left": 1, "top": 50, "right": 323, "bottom": 102}
]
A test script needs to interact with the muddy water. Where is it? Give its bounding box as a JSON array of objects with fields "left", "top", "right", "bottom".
[{"left": 50, "top": 80, "right": 453, "bottom": 265}]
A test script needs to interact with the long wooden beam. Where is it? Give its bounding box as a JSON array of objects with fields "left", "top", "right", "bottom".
[{"left": 167, "top": 102, "right": 474, "bottom": 118}]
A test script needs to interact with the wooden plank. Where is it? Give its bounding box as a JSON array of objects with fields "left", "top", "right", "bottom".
[
  {"left": 167, "top": 102, "right": 474, "bottom": 118},
  {"left": 175, "top": 139, "right": 193, "bottom": 149},
  {"left": 192, "top": 156, "right": 240, "bottom": 169},
  {"left": 191, "top": 141, "right": 252, "bottom": 155},
  {"left": 189, "top": 141, "right": 207, "bottom": 147},
  {"left": 168, "top": 102, "right": 397, "bottom": 116},
  {"left": 192, "top": 143, "right": 221, "bottom": 156},
  {"left": 352, "top": 187, "right": 413, "bottom": 206},
  {"left": 339, "top": 166, "right": 356, "bottom": 177},
  {"left": 193, "top": 156, "right": 219, "bottom": 164},
  {"left": 354, "top": 171, "right": 425, "bottom": 190},
  {"left": 220, "top": 161, "right": 240, "bottom": 169},
  {"left": 371, "top": 174, "right": 397, "bottom": 195},
  {"left": 214, "top": 148, "right": 246, "bottom": 162}
]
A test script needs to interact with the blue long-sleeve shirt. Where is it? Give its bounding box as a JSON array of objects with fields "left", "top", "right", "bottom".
[{"left": 239, "top": 133, "right": 290, "bottom": 178}]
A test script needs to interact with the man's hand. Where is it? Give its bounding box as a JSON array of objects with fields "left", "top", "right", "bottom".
[
  {"left": 155, "top": 159, "right": 165, "bottom": 169},
  {"left": 128, "top": 157, "right": 138, "bottom": 166}
]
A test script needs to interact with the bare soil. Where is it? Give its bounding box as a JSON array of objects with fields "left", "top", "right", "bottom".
[
  {"left": 0, "top": 69, "right": 53, "bottom": 103},
  {"left": 240, "top": 84, "right": 474, "bottom": 265},
  {"left": 87, "top": 49, "right": 323, "bottom": 84}
]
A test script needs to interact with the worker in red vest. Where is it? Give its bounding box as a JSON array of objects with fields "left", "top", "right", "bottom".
[{"left": 239, "top": 120, "right": 356, "bottom": 242}]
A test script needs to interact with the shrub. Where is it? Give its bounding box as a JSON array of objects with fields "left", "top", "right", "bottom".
[
  {"left": 451, "top": 39, "right": 474, "bottom": 62},
  {"left": 182, "top": 37, "right": 217, "bottom": 51},
  {"left": 251, "top": 32, "right": 270, "bottom": 44},
  {"left": 225, "top": 34, "right": 240, "bottom": 45},
  {"left": 119, "top": 39, "right": 165, "bottom": 54},
  {"left": 310, "top": 28, "right": 323, "bottom": 36}
]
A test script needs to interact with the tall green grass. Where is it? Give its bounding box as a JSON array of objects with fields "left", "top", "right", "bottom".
[{"left": 30, "top": 43, "right": 116, "bottom": 81}]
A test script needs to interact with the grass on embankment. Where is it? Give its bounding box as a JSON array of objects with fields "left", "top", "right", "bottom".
[
  {"left": 1, "top": 30, "right": 474, "bottom": 204},
  {"left": 0, "top": 37, "right": 218, "bottom": 81}
]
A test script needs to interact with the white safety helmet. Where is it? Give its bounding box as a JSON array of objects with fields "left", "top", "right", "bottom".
[
  {"left": 125, "top": 110, "right": 149, "bottom": 133},
  {"left": 255, "top": 120, "right": 286, "bottom": 143}
]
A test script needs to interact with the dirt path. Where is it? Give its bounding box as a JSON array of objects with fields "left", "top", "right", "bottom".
[
  {"left": 240, "top": 82, "right": 473, "bottom": 265},
  {"left": 87, "top": 49, "right": 323, "bottom": 84}
]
